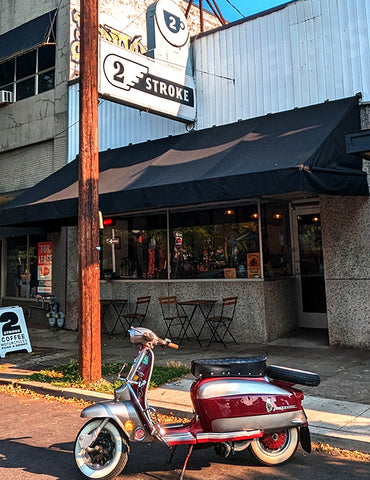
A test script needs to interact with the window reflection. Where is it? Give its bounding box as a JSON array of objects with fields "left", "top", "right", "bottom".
[
  {"left": 261, "top": 202, "right": 292, "bottom": 277},
  {"left": 170, "top": 207, "right": 259, "bottom": 279},
  {"left": 101, "top": 215, "right": 167, "bottom": 280}
]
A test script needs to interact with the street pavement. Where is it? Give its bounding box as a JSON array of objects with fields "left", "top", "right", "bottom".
[{"left": 1, "top": 327, "right": 370, "bottom": 454}]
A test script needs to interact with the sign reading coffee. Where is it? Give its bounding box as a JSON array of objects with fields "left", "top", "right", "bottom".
[{"left": 0, "top": 306, "right": 32, "bottom": 358}]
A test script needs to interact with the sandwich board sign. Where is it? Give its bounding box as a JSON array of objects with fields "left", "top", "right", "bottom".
[{"left": 0, "top": 306, "right": 32, "bottom": 358}]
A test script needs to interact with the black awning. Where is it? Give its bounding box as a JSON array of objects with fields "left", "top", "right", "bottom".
[
  {"left": 0, "top": 96, "right": 368, "bottom": 227},
  {"left": 0, "top": 10, "right": 57, "bottom": 62}
]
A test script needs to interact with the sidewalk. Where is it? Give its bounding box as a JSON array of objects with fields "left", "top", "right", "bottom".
[{"left": 1, "top": 327, "right": 370, "bottom": 454}]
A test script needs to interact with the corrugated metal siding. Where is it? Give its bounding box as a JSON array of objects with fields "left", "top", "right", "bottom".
[
  {"left": 194, "top": 0, "right": 370, "bottom": 129},
  {"left": 68, "top": 83, "right": 187, "bottom": 162},
  {"left": 68, "top": 0, "right": 370, "bottom": 158}
]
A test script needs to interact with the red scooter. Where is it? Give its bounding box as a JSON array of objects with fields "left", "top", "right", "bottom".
[{"left": 74, "top": 327, "right": 320, "bottom": 480}]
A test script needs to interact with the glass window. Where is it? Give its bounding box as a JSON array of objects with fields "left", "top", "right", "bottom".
[
  {"left": 261, "top": 202, "right": 292, "bottom": 277},
  {"left": 169, "top": 206, "right": 259, "bottom": 279},
  {"left": 16, "top": 76, "right": 35, "bottom": 100},
  {"left": 6, "top": 234, "right": 47, "bottom": 297},
  {"left": 38, "top": 70, "right": 54, "bottom": 93},
  {"left": 16, "top": 50, "right": 36, "bottom": 80},
  {"left": 0, "top": 58, "right": 14, "bottom": 88},
  {"left": 38, "top": 44, "right": 55, "bottom": 71},
  {"left": 0, "top": 45, "right": 55, "bottom": 101},
  {"left": 101, "top": 214, "right": 167, "bottom": 280}
]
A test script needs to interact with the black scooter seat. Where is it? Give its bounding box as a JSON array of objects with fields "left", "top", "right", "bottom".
[{"left": 191, "top": 356, "right": 267, "bottom": 379}]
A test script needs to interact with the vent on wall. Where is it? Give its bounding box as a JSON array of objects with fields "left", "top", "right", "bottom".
[{"left": 0, "top": 90, "right": 13, "bottom": 105}]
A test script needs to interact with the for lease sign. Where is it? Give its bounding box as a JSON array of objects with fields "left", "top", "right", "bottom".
[{"left": 38, "top": 242, "right": 52, "bottom": 294}]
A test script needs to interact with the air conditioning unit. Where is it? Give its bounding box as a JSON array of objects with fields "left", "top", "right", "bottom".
[{"left": 0, "top": 90, "right": 13, "bottom": 105}]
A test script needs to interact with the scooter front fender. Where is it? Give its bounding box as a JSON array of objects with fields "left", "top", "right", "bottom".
[{"left": 81, "top": 400, "right": 152, "bottom": 442}]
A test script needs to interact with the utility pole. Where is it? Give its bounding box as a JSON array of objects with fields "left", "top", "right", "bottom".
[{"left": 78, "top": 0, "right": 101, "bottom": 382}]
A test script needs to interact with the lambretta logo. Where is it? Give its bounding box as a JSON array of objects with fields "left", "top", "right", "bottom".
[
  {"left": 103, "top": 53, "right": 194, "bottom": 107},
  {"left": 266, "top": 398, "right": 295, "bottom": 413}
]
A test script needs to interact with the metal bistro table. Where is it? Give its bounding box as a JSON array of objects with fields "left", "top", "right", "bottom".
[
  {"left": 178, "top": 299, "right": 217, "bottom": 346},
  {"left": 100, "top": 299, "right": 128, "bottom": 337}
]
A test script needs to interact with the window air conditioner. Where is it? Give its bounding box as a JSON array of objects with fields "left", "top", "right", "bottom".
[{"left": 0, "top": 90, "right": 13, "bottom": 105}]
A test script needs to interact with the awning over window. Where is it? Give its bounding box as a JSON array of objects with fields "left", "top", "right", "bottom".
[
  {"left": 0, "top": 10, "right": 57, "bottom": 62},
  {"left": 0, "top": 96, "right": 368, "bottom": 227}
]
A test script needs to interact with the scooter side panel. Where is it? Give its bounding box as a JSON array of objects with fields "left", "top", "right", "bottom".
[
  {"left": 192, "top": 378, "right": 304, "bottom": 433},
  {"left": 211, "top": 409, "right": 307, "bottom": 433},
  {"left": 80, "top": 400, "right": 152, "bottom": 442}
]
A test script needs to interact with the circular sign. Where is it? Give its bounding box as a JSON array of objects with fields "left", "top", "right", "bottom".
[
  {"left": 175, "top": 237, "right": 182, "bottom": 251},
  {"left": 155, "top": 0, "right": 189, "bottom": 48}
]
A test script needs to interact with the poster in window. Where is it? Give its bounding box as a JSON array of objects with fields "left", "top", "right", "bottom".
[
  {"left": 247, "top": 253, "right": 261, "bottom": 278},
  {"left": 37, "top": 242, "right": 52, "bottom": 294},
  {"left": 224, "top": 268, "right": 236, "bottom": 279}
]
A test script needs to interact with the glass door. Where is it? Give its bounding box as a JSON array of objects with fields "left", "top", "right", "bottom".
[{"left": 292, "top": 207, "right": 327, "bottom": 328}]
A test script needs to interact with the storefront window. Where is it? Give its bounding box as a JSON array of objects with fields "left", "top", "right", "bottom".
[
  {"left": 169, "top": 206, "right": 259, "bottom": 279},
  {"left": 100, "top": 203, "right": 293, "bottom": 281},
  {"left": 261, "top": 202, "right": 292, "bottom": 277},
  {"left": 101, "top": 214, "right": 167, "bottom": 280},
  {"left": 6, "top": 234, "right": 47, "bottom": 297}
]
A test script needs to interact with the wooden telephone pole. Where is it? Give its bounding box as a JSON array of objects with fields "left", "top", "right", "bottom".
[{"left": 78, "top": 0, "right": 101, "bottom": 382}]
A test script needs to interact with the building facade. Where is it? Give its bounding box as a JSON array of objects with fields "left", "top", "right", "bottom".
[{"left": 0, "top": 0, "right": 369, "bottom": 348}]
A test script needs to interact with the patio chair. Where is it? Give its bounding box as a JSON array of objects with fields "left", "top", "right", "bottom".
[
  {"left": 201, "top": 296, "right": 238, "bottom": 347},
  {"left": 122, "top": 296, "right": 151, "bottom": 328},
  {"left": 158, "top": 296, "right": 188, "bottom": 341}
]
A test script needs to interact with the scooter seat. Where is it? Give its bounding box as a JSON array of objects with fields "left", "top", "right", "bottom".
[{"left": 191, "top": 356, "right": 267, "bottom": 379}]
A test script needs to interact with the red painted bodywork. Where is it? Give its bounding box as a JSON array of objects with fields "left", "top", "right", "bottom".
[{"left": 190, "top": 377, "right": 303, "bottom": 432}]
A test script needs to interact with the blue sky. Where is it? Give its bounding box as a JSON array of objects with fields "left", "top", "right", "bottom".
[{"left": 197, "top": 0, "right": 290, "bottom": 22}]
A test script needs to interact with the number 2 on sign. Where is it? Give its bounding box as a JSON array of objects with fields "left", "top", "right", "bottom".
[{"left": 113, "top": 61, "right": 124, "bottom": 83}]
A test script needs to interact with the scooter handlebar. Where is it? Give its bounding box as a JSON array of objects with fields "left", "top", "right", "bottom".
[{"left": 167, "top": 342, "right": 179, "bottom": 349}]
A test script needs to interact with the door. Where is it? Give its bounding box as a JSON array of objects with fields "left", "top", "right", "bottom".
[{"left": 292, "top": 207, "right": 327, "bottom": 329}]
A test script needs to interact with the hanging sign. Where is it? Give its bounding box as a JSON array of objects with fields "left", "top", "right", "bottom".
[
  {"left": 0, "top": 306, "right": 32, "bottom": 358},
  {"left": 99, "top": 39, "right": 196, "bottom": 122},
  {"left": 38, "top": 241, "right": 52, "bottom": 294}
]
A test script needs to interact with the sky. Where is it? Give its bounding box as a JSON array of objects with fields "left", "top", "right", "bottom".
[{"left": 196, "top": 0, "right": 291, "bottom": 22}]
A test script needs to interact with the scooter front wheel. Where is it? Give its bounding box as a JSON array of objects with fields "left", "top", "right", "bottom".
[
  {"left": 74, "top": 419, "right": 129, "bottom": 480},
  {"left": 248, "top": 427, "right": 299, "bottom": 466}
]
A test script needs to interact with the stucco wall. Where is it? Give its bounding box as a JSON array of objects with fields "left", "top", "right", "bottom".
[
  {"left": 98, "top": 279, "right": 268, "bottom": 344},
  {"left": 264, "top": 278, "right": 298, "bottom": 341},
  {"left": 320, "top": 195, "right": 370, "bottom": 349}
]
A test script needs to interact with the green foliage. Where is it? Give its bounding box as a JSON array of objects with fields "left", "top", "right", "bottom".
[{"left": 24, "top": 359, "right": 190, "bottom": 393}]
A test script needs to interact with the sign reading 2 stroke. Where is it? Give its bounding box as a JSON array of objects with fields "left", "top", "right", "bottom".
[{"left": 99, "top": 39, "right": 195, "bottom": 122}]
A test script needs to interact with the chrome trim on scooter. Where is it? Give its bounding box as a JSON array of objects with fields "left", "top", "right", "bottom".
[
  {"left": 198, "top": 378, "right": 291, "bottom": 398},
  {"left": 195, "top": 429, "right": 262, "bottom": 443},
  {"left": 211, "top": 410, "right": 307, "bottom": 433}
]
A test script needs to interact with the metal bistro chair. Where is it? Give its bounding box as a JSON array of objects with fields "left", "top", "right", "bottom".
[
  {"left": 122, "top": 296, "right": 151, "bottom": 329},
  {"left": 158, "top": 296, "right": 188, "bottom": 341},
  {"left": 201, "top": 296, "right": 238, "bottom": 347}
]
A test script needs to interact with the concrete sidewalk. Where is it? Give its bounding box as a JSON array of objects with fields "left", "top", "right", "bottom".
[{"left": 1, "top": 327, "right": 370, "bottom": 454}]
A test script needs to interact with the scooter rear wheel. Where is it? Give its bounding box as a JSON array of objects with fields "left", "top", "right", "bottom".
[
  {"left": 74, "top": 419, "right": 129, "bottom": 480},
  {"left": 248, "top": 427, "right": 299, "bottom": 466}
]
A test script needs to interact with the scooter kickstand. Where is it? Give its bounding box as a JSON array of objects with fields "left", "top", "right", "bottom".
[
  {"left": 167, "top": 445, "right": 177, "bottom": 464},
  {"left": 179, "top": 445, "right": 193, "bottom": 480}
]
